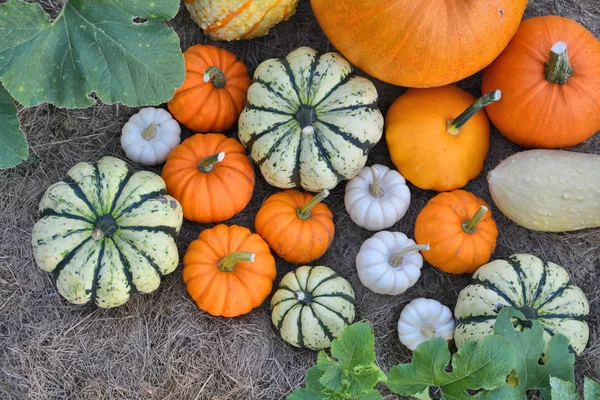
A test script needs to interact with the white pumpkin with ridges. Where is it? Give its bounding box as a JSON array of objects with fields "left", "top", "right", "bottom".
[{"left": 398, "top": 298, "right": 455, "bottom": 351}]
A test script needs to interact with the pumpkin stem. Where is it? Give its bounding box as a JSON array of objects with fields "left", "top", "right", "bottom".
[
  {"left": 295, "top": 290, "right": 313, "bottom": 305},
  {"left": 297, "top": 190, "right": 329, "bottom": 220},
  {"left": 198, "top": 152, "right": 225, "bottom": 173},
  {"left": 420, "top": 323, "right": 436, "bottom": 338},
  {"left": 141, "top": 124, "right": 157, "bottom": 141},
  {"left": 462, "top": 206, "right": 488, "bottom": 234},
  {"left": 545, "top": 41, "right": 574, "bottom": 85},
  {"left": 369, "top": 167, "right": 384, "bottom": 198},
  {"left": 217, "top": 251, "right": 255, "bottom": 272},
  {"left": 447, "top": 90, "right": 502, "bottom": 135},
  {"left": 388, "top": 244, "right": 430, "bottom": 267},
  {"left": 296, "top": 105, "right": 317, "bottom": 135},
  {"left": 93, "top": 214, "right": 118, "bottom": 240},
  {"left": 204, "top": 66, "right": 226, "bottom": 88}
]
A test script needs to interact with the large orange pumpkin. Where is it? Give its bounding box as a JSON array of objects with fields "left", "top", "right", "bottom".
[
  {"left": 183, "top": 224, "right": 277, "bottom": 317},
  {"left": 414, "top": 190, "right": 498, "bottom": 274},
  {"left": 482, "top": 16, "right": 600, "bottom": 148},
  {"left": 310, "top": 0, "right": 527, "bottom": 88},
  {"left": 385, "top": 85, "right": 500, "bottom": 192},
  {"left": 255, "top": 190, "right": 334, "bottom": 264},
  {"left": 168, "top": 45, "right": 251, "bottom": 133},
  {"left": 161, "top": 133, "right": 254, "bottom": 223}
]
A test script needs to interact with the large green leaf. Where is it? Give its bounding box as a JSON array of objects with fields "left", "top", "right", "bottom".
[
  {"left": 550, "top": 377, "right": 600, "bottom": 400},
  {"left": 387, "top": 335, "right": 515, "bottom": 400},
  {"left": 288, "top": 365, "right": 328, "bottom": 400},
  {"left": 0, "top": 0, "right": 184, "bottom": 108},
  {"left": 0, "top": 81, "right": 27, "bottom": 169}
]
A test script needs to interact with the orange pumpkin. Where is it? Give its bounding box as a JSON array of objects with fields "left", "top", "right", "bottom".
[
  {"left": 167, "top": 45, "right": 251, "bottom": 133},
  {"left": 161, "top": 133, "right": 254, "bottom": 223},
  {"left": 310, "top": 0, "right": 527, "bottom": 88},
  {"left": 482, "top": 16, "right": 600, "bottom": 148},
  {"left": 255, "top": 190, "right": 334, "bottom": 264},
  {"left": 385, "top": 85, "right": 500, "bottom": 192},
  {"left": 183, "top": 224, "right": 277, "bottom": 317},
  {"left": 414, "top": 190, "right": 498, "bottom": 275}
]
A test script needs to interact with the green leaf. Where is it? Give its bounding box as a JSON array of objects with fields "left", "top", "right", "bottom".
[
  {"left": 0, "top": 0, "right": 184, "bottom": 108},
  {"left": 549, "top": 377, "right": 579, "bottom": 400},
  {"left": 317, "top": 352, "right": 345, "bottom": 393},
  {"left": 489, "top": 308, "right": 575, "bottom": 400},
  {"left": 356, "top": 390, "right": 382, "bottom": 400},
  {"left": 387, "top": 335, "right": 515, "bottom": 400},
  {"left": 0, "top": 82, "right": 27, "bottom": 169},
  {"left": 584, "top": 377, "right": 600, "bottom": 399},
  {"left": 288, "top": 365, "right": 327, "bottom": 400}
]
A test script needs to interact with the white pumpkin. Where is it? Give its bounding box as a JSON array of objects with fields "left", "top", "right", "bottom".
[
  {"left": 345, "top": 164, "right": 410, "bottom": 230},
  {"left": 356, "top": 231, "right": 427, "bottom": 295},
  {"left": 121, "top": 107, "right": 181, "bottom": 166},
  {"left": 398, "top": 298, "right": 455, "bottom": 351}
]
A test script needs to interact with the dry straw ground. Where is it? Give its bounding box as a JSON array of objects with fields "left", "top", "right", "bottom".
[{"left": 1, "top": 0, "right": 599, "bottom": 399}]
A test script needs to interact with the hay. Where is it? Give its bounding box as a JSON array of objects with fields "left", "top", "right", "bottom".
[{"left": 1, "top": 0, "right": 599, "bottom": 399}]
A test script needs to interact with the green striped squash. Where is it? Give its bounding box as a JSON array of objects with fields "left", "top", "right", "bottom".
[
  {"left": 31, "top": 156, "right": 183, "bottom": 308},
  {"left": 454, "top": 254, "right": 589, "bottom": 355},
  {"left": 238, "top": 46, "right": 384, "bottom": 192},
  {"left": 271, "top": 265, "right": 355, "bottom": 350}
]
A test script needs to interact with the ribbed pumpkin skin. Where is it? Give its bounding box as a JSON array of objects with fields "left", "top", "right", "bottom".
[
  {"left": 385, "top": 85, "right": 490, "bottom": 192},
  {"left": 310, "top": 0, "right": 527, "bottom": 88},
  {"left": 161, "top": 133, "right": 255, "bottom": 223},
  {"left": 184, "top": 0, "right": 299, "bottom": 41},
  {"left": 414, "top": 190, "right": 498, "bottom": 274},
  {"left": 183, "top": 224, "right": 277, "bottom": 318},
  {"left": 482, "top": 16, "right": 600, "bottom": 148},
  {"left": 238, "top": 47, "right": 384, "bottom": 192},
  {"left": 167, "top": 45, "right": 251, "bottom": 132},
  {"left": 454, "top": 254, "right": 590, "bottom": 355},
  {"left": 255, "top": 190, "right": 334, "bottom": 264},
  {"left": 271, "top": 266, "right": 355, "bottom": 350},
  {"left": 31, "top": 157, "right": 183, "bottom": 308}
]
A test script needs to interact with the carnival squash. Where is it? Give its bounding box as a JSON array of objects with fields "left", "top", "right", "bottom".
[
  {"left": 168, "top": 45, "right": 251, "bottom": 133},
  {"left": 31, "top": 157, "right": 183, "bottom": 308},
  {"left": 482, "top": 16, "right": 600, "bottom": 148},
  {"left": 161, "top": 133, "right": 255, "bottom": 223},
  {"left": 414, "top": 190, "right": 498, "bottom": 274},
  {"left": 183, "top": 224, "right": 277, "bottom": 317},
  {"left": 310, "top": 0, "right": 527, "bottom": 88},
  {"left": 238, "top": 47, "right": 384, "bottom": 192}
]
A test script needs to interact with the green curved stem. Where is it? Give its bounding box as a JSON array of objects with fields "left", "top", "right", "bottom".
[
  {"left": 369, "top": 167, "right": 384, "bottom": 198},
  {"left": 198, "top": 152, "right": 225, "bottom": 173},
  {"left": 204, "top": 66, "right": 226, "bottom": 88},
  {"left": 217, "top": 251, "right": 255, "bottom": 272},
  {"left": 388, "top": 244, "right": 430, "bottom": 267},
  {"left": 545, "top": 41, "right": 574, "bottom": 85},
  {"left": 447, "top": 90, "right": 502, "bottom": 135},
  {"left": 297, "top": 190, "right": 329, "bottom": 220},
  {"left": 462, "top": 206, "right": 488, "bottom": 234}
]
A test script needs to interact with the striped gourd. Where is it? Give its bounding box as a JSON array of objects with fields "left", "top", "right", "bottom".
[
  {"left": 270, "top": 265, "right": 355, "bottom": 350},
  {"left": 238, "top": 46, "right": 384, "bottom": 192},
  {"left": 31, "top": 157, "right": 183, "bottom": 308},
  {"left": 454, "top": 254, "right": 589, "bottom": 355}
]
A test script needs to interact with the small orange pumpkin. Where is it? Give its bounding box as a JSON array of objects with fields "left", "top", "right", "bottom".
[
  {"left": 161, "top": 133, "right": 254, "bottom": 223},
  {"left": 414, "top": 190, "right": 498, "bottom": 274},
  {"left": 183, "top": 224, "right": 277, "bottom": 317},
  {"left": 255, "top": 190, "right": 334, "bottom": 264},
  {"left": 168, "top": 44, "right": 251, "bottom": 133},
  {"left": 385, "top": 84, "right": 500, "bottom": 192},
  {"left": 482, "top": 16, "right": 600, "bottom": 148}
]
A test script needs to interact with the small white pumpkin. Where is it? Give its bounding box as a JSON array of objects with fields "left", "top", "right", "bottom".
[
  {"left": 345, "top": 164, "right": 410, "bottom": 231},
  {"left": 121, "top": 107, "right": 181, "bottom": 166},
  {"left": 356, "top": 231, "right": 428, "bottom": 295},
  {"left": 398, "top": 298, "right": 455, "bottom": 351}
]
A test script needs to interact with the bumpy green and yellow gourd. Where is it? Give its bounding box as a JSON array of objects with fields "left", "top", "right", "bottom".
[{"left": 31, "top": 156, "right": 183, "bottom": 308}]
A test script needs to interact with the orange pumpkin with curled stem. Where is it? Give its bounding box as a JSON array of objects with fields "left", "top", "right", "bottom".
[
  {"left": 255, "top": 190, "right": 334, "bottom": 264},
  {"left": 168, "top": 44, "right": 251, "bottom": 132},
  {"left": 183, "top": 224, "right": 276, "bottom": 317},
  {"left": 161, "top": 133, "right": 254, "bottom": 223},
  {"left": 414, "top": 190, "right": 498, "bottom": 274}
]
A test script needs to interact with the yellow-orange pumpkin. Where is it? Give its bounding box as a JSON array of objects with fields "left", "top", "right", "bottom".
[
  {"left": 183, "top": 224, "right": 276, "bottom": 317},
  {"left": 310, "top": 0, "right": 527, "bottom": 88},
  {"left": 168, "top": 45, "right": 251, "bottom": 133},
  {"left": 161, "top": 133, "right": 254, "bottom": 223}
]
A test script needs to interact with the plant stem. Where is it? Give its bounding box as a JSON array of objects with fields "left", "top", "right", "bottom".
[
  {"left": 420, "top": 323, "right": 436, "bottom": 338},
  {"left": 462, "top": 206, "right": 488, "bottom": 234},
  {"left": 217, "top": 251, "right": 255, "bottom": 272},
  {"left": 545, "top": 41, "right": 574, "bottom": 85},
  {"left": 447, "top": 90, "right": 502, "bottom": 135},
  {"left": 198, "top": 152, "right": 225, "bottom": 173},
  {"left": 204, "top": 66, "right": 226, "bottom": 88},
  {"left": 388, "top": 244, "right": 430, "bottom": 267},
  {"left": 297, "top": 190, "right": 329, "bottom": 220},
  {"left": 141, "top": 124, "right": 157, "bottom": 140},
  {"left": 369, "top": 167, "right": 384, "bottom": 198}
]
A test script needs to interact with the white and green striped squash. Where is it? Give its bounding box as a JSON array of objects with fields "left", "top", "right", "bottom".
[
  {"left": 238, "top": 46, "right": 384, "bottom": 192},
  {"left": 31, "top": 156, "right": 183, "bottom": 308},
  {"left": 454, "top": 254, "right": 589, "bottom": 355},
  {"left": 271, "top": 265, "right": 355, "bottom": 350}
]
